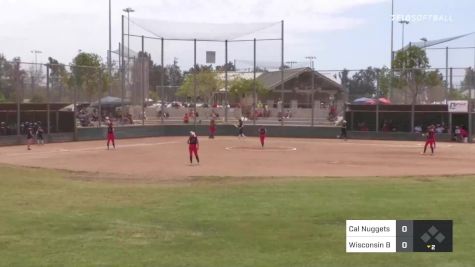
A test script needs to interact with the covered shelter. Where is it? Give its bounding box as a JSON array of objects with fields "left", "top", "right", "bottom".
[{"left": 257, "top": 67, "right": 345, "bottom": 108}]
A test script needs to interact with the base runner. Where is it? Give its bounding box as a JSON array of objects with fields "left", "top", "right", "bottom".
[{"left": 188, "top": 131, "right": 200, "bottom": 164}]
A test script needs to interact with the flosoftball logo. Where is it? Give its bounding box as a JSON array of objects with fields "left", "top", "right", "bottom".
[{"left": 392, "top": 14, "right": 453, "bottom": 23}]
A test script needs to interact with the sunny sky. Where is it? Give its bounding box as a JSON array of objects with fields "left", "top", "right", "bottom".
[{"left": 1, "top": 0, "right": 474, "bottom": 72}]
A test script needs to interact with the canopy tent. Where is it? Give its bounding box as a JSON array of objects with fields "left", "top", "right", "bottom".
[
  {"left": 353, "top": 97, "right": 376, "bottom": 105},
  {"left": 352, "top": 97, "right": 391, "bottom": 105},
  {"left": 378, "top": 97, "right": 391, "bottom": 105}
]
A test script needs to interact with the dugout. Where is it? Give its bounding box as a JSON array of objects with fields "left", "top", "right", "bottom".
[
  {"left": 345, "top": 103, "right": 473, "bottom": 139},
  {"left": 0, "top": 103, "right": 74, "bottom": 135}
]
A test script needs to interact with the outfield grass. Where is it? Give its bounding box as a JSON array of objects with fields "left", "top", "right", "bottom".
[{"left": 0, "top": 165, "right": 474, "bottom": 267}]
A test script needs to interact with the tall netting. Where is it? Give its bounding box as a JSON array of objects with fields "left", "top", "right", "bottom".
[{"left": 119, "top": 17, "right": 285, "bottom": 127}]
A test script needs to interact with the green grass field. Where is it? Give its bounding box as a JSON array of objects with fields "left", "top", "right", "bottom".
[{"left": 0, "top": 165, "right": 474, "bottom": 267}]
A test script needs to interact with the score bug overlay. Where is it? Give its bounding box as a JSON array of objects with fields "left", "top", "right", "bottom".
[{"left": 346, "top": 220, "right": 452, "bottom": 253}]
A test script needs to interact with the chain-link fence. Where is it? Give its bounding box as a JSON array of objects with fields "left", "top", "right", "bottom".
[{"left": 1, "top": 61, "right": 474, "bottom": 140}]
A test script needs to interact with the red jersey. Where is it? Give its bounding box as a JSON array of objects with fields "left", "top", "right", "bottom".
[
  {"left": 188, "top": 136, "right": 199, "bottom": 145},
  {"left": 259, "top": 127, "right": 266, "bottom": 135},
  {"left": 426, "top": 130, "right": 435, "bottom": 141},
  {"left": 107, "top": 124, "right": 114, "bottom": 134}
]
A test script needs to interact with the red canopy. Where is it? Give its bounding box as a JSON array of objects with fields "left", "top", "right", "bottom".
[{"left": 378, "top": 98, "right": 391, "bottom": 105}]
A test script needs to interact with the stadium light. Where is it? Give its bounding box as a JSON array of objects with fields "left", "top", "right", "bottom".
[
  {"left": 123, "top": 7, "right": 135, "bottom": 95},
  {"left": 420, "top": 37, "right": 428, "bottom": 51},
  {"left": 399, "top": 20, "right": 410, "bottom": 49},
  {"left": 30, "top": 50, "right": 42, "bottom": 91}
]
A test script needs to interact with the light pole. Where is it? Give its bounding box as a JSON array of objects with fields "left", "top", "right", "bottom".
[
  {"left": 399, "top": 20, "right": 409, "bottom": 103},
  {"left": 305, "top": 56, "right": 317, "bottom": 126},
  {"left": 420, "top": 37, "right": 428, "bottom": 52},
  {"left": 399, "top": 20, "right": 409, "bottom": 49},
  {"left": 108, "top": 0, "right": 112, "bottom": 95},
  {"left": 123, "top": 7, "right": 135, "bottom": 101},
  {"left": 305, "top": 56, "right": 316, "bottom": 69},
  {"left": 285, "top": 61, "right": 297, "bottom": 69},
  {"left": 389, "top": 0, "right": 394, "bottom": 101},
  {"left": 30, "top": 50, "right": 42, "bottom": 94}
]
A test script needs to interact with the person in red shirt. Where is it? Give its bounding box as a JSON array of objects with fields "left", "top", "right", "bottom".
[
  {"left": 188, "top": 131, "right": 200, "bottom": 164},
  {"left": 422, "top": 125, "right": 435, "bottom": 155},
  {"left": 183, "top": 113, "right": 189, "bottom": 124},
  {"left": 106, "top": 119, "right": 115, "bottom": 150},
  {"left": 258, "top": 127, "right": 267, "bottom": 148},
  {"left": 460, "top": 126, "right": 468, "bottom": 143}
]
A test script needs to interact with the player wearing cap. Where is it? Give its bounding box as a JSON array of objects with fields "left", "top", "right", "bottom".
[
  {"left": 106, "top": 118, "right": 115, "bottom": 150},
  {"left": 422, "top": 125, "right": 436, "bottom": 155},
  {"left": 26, "top": 127, "right": 34, "bottom": 150},
  {"left": 209, "top": 118, "right": 216, "bottom": 139},
  {"left": 188, "top": 131, "right": 200, "bottom": 164},
  {"left": 36, "top": 125, "right": 45, "bottom": 145},
  {"left": 237, "top": 118, "right": 245, "bottom": 137},
  {"left": 258, "top": 127, "right": 267, "bottom": 148}
]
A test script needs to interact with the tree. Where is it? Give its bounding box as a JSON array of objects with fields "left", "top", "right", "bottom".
[
  {"left": 229, "top": 78, "right": 268, "bottom": 100},
  {"left": 347, "top": 67, "right": 378, "bottom": 99},
  {"left": 47, "top": 57, "right": 70, "bottom": 101},
  {"left": 71, "top": 52, "right": 107, "bottom": 102},
  {"left": 30, "top": 93, "right": 46, "bottom": 103},
  {"left": 0, "top": 55, "right": 15, "bottom": 100},
  {"left": 461, "top": 67, "right": 475, "bottom": 96},
  {"left": 392, "top": 46, "right": 443, "bottom": 131},
  {"left": 0, "top": 91, "right": 6, "bottom": 102},
  {"left": 177, "top": 69, "right": 221, "bottom": 103},
  {"left": 392, "top": 46, "right": 442, "bottom": 104},
  {"left": 339, "top": 67, "right": 391, "bottom": 100},
  {"left": 10, "top": 57, "right": 27, "bottom": 102},
  {"left": 216, "top": 61, "right": 236, "bottom": 72}
]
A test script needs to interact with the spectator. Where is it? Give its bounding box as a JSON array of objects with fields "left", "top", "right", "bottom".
[
  {"left": 455, "top": 126, "right": 461, "bottom": 142},
  {"left": 414, "top": 125, "right": 422, "bottom": 133},
  {"left": 0, "top": 122, "right": 7, "bottom": 135},
  {"left": 183, "top": 113, "right": 189, "bottom": 124},
  {"left": 460, "top": 126, "right": 468, "bottom": 143},
  {"left": 435, "top": 124, "right": 445, "bottom": 134}
]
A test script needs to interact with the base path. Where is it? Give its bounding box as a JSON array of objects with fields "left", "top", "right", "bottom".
[{"left": 0, "top": 137, "right": 474, "bottom": 181}]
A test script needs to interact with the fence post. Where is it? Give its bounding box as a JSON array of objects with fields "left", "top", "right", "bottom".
[
  {"left": 98, "top": 69, "right": 102, "bottom": 128},
  {"left": 46, "top": 64, "right": 51, "bottom": 140},
  {"left": 469, "top": 100, "right": 472, "bottom": 143},
  {"left": 15, "top": 61, "right": 20, "bottom": 142},
  {"left": 253, "top": 38, "right": 257, "bottom": 126},
  {"left": 224, "top": 40, "right": 228, "bottom": 123},
  {"left": 193, "top": 38, "right": 197, "bottom": 129}
]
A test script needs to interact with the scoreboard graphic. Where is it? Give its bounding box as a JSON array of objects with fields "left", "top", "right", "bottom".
[{"left": 346, "top": 220, "right": 453, "bottom": 253}]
